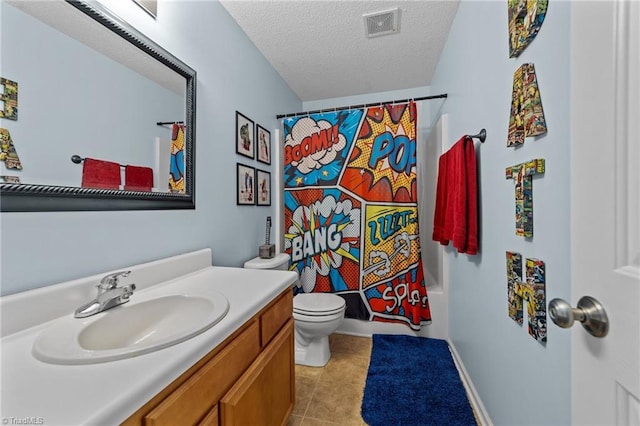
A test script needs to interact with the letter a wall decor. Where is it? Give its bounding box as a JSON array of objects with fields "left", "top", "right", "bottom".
[
  {"left": 506, "top": 158, "right": 544, "bottom": 237},
  {"left": 508, "top": 63, "right": 547, "bottom": 147},
  {"left": 506, "top": 252, "right": 546, "bottom": 344},
  {"left": 0, "top": 128, "right": 22, "bottom": 170},
  {"left": 508, "top": 0, "right": 548, "bottom": 58}
]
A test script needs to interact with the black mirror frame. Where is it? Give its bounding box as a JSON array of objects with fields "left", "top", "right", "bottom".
[{"left": 0, "top": 0, "right": 196, "bottom": 212}]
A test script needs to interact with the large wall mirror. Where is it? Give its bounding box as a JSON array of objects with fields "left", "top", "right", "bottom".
[{"left": 0, "top": 0, "right": 196, "bottom": 211}]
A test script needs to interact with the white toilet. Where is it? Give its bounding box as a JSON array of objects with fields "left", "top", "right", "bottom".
[{"left": 244, "top": 253, "right": 346, "bottom": 367}]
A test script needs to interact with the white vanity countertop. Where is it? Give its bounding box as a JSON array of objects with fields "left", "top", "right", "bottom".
[{"left": 0, "top": 265, "right": 297, "bottom": 426}]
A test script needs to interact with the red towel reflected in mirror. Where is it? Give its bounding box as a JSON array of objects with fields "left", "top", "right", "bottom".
[
  {"left": 81, "top": 158, "right": 121, "bottom": 189},
  {"left": 124, "top": 165, "right": 153, "bottom": 192}
]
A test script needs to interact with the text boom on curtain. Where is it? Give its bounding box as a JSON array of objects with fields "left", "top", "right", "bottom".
[{"left": 282, "top": 101, "right": 431, "bottom": 330}]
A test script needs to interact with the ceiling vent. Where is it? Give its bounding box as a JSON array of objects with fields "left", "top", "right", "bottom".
[{"left": 363, "top": 7, "right": 400, "bottom": 38}]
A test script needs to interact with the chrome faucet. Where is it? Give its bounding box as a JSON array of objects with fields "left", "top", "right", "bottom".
[{"left": 74, "top": 271, "right": 136, "bottom": 318}]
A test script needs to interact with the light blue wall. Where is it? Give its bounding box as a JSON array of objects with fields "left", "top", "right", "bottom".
[
  {"left": 0, "top": 1, "right": 301, "bottom": 296},
  {"left": 1, "top": 4, "right": 182, "bottom": 187},
  {"left": 429, "top": 1, "right": 571, "bottom": 425}
]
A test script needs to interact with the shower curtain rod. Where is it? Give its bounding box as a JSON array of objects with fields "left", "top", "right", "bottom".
[
  {"left": 276, "top": 93, "right": 447, "bottom": 119},
  {"left": 156, "top": 121, "right": 184, "bottom": 126}
]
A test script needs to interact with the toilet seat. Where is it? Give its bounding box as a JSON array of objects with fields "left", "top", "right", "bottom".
[
  {"left": 293, "top": 309, "right": 345, "bottom": 323},
  {"left": 294, "top": 307, "right": 344, "bottom": 316},
  {"left": 243, "top": 255, "right": 344, "bottom": 367},
  {"left": 291, "top": 293, "right": 346, "bottom": 367},
  {"left": 293, "top": 293, "right": 346, "bottom": 316},
  {"left": 293, "top": 305, "right": 345, "bottom": 316}
]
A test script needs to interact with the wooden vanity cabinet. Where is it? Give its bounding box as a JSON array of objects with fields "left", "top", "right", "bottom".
[
  {"left": 220, "top": 321, "right": 294, "bottom": 425},
  {"left": 122, "top": 289, "right": 294, "bottom": 426}
]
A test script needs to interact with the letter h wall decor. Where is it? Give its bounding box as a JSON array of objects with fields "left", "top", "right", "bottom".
[{"left": 507, "top": 251, "right": 547, "bottom": 344}]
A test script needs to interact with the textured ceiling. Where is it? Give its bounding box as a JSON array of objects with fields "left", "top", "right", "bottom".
[{"left": 220, "top": 0, "right": 460, "bottom": 102}]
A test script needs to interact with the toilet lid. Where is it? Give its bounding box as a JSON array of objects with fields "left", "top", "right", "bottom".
[
  {"left": 243, "top": 253, "right": 290, "bottom": 269},
  {"left": 293, "top": 293, "right": 346, "bottom": 315}
]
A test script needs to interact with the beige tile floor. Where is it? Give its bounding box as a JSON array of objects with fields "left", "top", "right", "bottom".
[
  {"left": 288, "top": 333, "right": 480, "bottom": 426},
  {"left": 288, "top": 333, "right": 372, "bottom": 426}
]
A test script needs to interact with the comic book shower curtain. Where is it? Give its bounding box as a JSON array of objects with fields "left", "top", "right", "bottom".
[{"left": 282, "top": 102, "right": 431, "bottom": 330}]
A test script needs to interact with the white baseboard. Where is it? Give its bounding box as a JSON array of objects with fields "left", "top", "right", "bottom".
[
  {"left": 447, "top": 338, "right": 493, "bottom": 426},
  {"left": 336, "top": 317, "right": 447, "bottom": 339}
]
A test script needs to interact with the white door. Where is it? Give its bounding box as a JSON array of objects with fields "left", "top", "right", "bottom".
[{"left": 568, "top": 1, "right": 640, "bottom": 424}]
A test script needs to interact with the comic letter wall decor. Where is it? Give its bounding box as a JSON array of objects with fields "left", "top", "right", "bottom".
[
  {"left": 0, "top": 78, "right": 18, "bottom": 120},
  {"left": 0, "top": 128, "right": 22, "bottom": 170},
  {"left": 508, "top": 0, "right": 548, "bottom": 58},
  {"left": 506, "top": 251, "right": 547, "bottom": 344},
  {"left": 508, "top": 63, "right": 547, "bottom": 147},
  {"left": 506, "top": 158, "right": 545, "bottom": 237}
]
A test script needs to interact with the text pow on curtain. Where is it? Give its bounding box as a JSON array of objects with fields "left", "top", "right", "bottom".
[{"left": 282, "top": 102, "right": 431, "bottom": 330}]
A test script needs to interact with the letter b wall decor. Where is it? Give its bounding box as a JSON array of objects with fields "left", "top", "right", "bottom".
[{"left": 508, "top": 0, "right": 548, "bottom": 58}]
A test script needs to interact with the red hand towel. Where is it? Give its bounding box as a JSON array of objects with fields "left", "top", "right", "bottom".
[
  {"left": 462, "top": 138, "right": 478, "bottom": 254},
  {"left": 450, "top": 138, "right": 468, "bottom": 252},
  {"left": 81, "top": 158, "right": 121, "bottom": 189},
  {"left": 124, "top": 165, "right": 153, "bottom": 191},
  {"left": 432, "top": 151, "right": 449, "bottom": 243},
  {"left": 432, "top": 137, "right": 478, "bottom": 255}
]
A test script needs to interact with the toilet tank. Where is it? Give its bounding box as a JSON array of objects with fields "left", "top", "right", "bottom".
[{"left": 243, "top": 253, "right": 290, "bottom": 271}]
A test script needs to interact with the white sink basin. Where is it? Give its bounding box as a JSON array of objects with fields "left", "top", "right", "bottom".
[{"left": 32, "top": 278, "right": 229, "bottom": 364}]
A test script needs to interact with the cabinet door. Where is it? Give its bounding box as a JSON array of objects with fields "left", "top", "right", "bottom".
[
  {"left": 198, "top": 406, "right": 218, "bottom": 426},
  {"left": 260, "top": 291, "right": 292, "bottom": 347},
  {"left": 144, "top": 321, "right": 261, "bottom": 426},
  {"left": 220, "top": 320, "right": 294, "bottom": 426}
]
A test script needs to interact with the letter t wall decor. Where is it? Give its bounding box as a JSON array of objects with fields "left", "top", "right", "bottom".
[{"left": 505, "top": 158, "right": 545, "bottom": 237}]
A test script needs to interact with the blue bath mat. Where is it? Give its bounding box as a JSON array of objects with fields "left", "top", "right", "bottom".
[{"left": 361, "top": 334, "right": 477, "bottom": 426}]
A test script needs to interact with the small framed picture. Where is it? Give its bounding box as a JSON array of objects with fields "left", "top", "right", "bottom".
[
  {"left": 236, "top": 111, "right": 254, "bottom": 159},
  {"left": 237, "top": 163, "right": 255, "bottom": 205},
  {"left": 256, "top": 125, "right": 271, "bottom": 165},
  {"left": 256, "top": 169, "right": 271, "bottom": 206}
]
